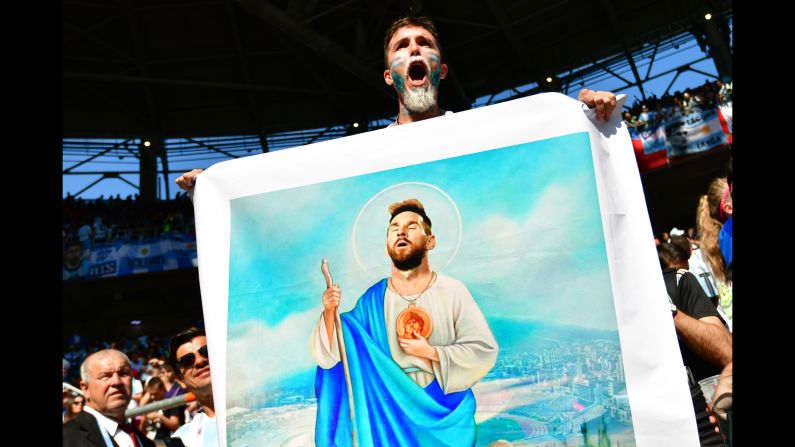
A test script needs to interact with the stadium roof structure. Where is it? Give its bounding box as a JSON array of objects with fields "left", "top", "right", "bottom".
[{"left": 64, "top": 0, "right": 732, "bottom": 139}]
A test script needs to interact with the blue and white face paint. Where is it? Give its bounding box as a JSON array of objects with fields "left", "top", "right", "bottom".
[{"left": 384, "top": 26, "right": 447, "bottom": 115}]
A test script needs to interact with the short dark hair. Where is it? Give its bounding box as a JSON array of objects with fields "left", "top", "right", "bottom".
[
  {"left": 657, "top": 242, "right": 690, "bottom": 270},
  {"left": 144, "top": 376, "right": 165, "bottom": 392},
  {"left": 169, "top": 327, "right": 205, "bottom": 374},
  {"left": 383, "top": 16, "right": 443, "bottom": 68},
  {"left": 669, "top": 235, "right": 691, "bottom": 255},
  {"left": 389, "top": 198, "right": 432, "bottom": 234}
]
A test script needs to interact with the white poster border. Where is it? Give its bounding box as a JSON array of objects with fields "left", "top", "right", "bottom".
[{"left": 193, "top": 93, "right": 698, "bottom": 446}]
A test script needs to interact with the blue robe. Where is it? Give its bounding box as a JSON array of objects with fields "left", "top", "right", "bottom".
[{"left": 315, "top": 279, "right": 477, "bottom": 446}]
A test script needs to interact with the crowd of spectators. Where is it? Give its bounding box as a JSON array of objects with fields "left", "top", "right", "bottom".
[
  {"left": 63, "top": 332, "right": 174, "bottom": 390},
  {"left": 62, "top": 192, "right": 195, "bottom": 249},
  {"left": 622, "top": 79, "right": 732, "bottom": 133},
  {"left": 62, "top": 330, "right": 202, "bottom": 442},
  {"left": 651, "top": 159, "right": 733, "bottom": 445}
]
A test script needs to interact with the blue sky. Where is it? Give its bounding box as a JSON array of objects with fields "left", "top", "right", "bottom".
[
  {"left": 63, "top": 26, "right": 729, "bottom": 200},
  {"left": 223, "top": 132, "right": 617, "bottom": 397}
]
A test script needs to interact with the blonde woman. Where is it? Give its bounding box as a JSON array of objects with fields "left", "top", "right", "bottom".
[{"left": 696, "top": 176, "right": 732, "bottom": 329}]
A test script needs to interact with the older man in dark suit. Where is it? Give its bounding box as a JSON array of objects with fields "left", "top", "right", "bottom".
[{"left": 63, "top": 349, "right": 155, "bottom": 447}]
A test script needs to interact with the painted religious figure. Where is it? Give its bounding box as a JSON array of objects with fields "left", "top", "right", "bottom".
[{"left": 309, "top": 198, "right": 498, "bottom": 446}]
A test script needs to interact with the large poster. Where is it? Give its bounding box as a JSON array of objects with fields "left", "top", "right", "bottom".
[{"left": 193, "top": 93, "right": 698, "bottom": 446}]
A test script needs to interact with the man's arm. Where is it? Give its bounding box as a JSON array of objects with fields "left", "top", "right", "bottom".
[
  {"left": 673, "top": 312, "right": 732, "bottom": 368},
  {"left": 672, "top": 270, "right": 732, "bottom": 368}
]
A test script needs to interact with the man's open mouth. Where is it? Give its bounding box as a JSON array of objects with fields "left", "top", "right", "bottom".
[
  {"left": 407, "top": 61, "right": 428, "bottom": 86},
  {"left": 396, "top": 239, "right": 410, "bottom": 248}
]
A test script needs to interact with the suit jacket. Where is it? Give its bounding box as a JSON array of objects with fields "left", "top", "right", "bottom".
[{"left": 63, "top": 411, "right": 155, "bottom": 447}]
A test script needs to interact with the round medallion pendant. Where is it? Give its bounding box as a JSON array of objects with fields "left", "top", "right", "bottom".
[{"left": 396, "top": 305, "right": 433, "bottom": 339}]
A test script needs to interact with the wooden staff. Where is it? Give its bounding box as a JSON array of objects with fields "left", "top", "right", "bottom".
[{"left": 321, "top": 258, "right": 357, "bottom": 446}]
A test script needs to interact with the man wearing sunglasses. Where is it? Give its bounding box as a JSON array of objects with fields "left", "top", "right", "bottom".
[
  {"left": 64, "top": 349, "right": 155, "bottom": 447},
  {"left": 168, "top": 327, "right": 218, "bottom": 447}
]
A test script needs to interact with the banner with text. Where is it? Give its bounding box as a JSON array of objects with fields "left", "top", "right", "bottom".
[
  {"left": 631, "top": 104, "right": 732, "bottom": 172},
  {"left": 62, "top": 234, "right": 197, "bottom": 281}
]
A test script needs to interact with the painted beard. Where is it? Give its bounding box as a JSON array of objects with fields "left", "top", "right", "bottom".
[
  {"left": 388, "top": 240, "right": 427, "bottom": 271},
  {"left": 399, "top": 56, "right": 438, "bottom": 113},
  {"left": 402, "top": 83, "right": 437, "bottom": 113}
]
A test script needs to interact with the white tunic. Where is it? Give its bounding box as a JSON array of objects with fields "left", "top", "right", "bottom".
[{"left": 310, "top": 273, "right": 498, "bottom": 394}]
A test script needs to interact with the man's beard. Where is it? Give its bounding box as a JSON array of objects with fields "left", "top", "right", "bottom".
[
  {"left": 401, "top": 84, "right": 437, "bottom": 113},
  {"left": 399, "top": 56, "right": 437, "bottom": 113},
  {"left": 388, "top": 242, "right": 427, "bottom": 271}
]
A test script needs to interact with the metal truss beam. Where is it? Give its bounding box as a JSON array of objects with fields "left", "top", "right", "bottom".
[
  {"left": 592, "top": 60, "right": 632, "bottom": 86},
  {"left": 72, "top": 172, "right": 139, "bottom": 198},
  {"left": 258, "top": 132, "right": 270, "bottom": 153},
  {"left": 233, "top": 0, "right": 393, "bottom": 99},
  {"left": 186, "top": 138, "right": 240, "bottom": 159},
  {"left": 305, "top": 126, "right": 334, "bottom": 145},
  {"left": 686, "top": 66, "right": 719, "bottom": 79},
  {"left": 67, "top": 171, "right": 155, "bottom": 176},
  {"left": 64, "top": 139, "right": 132, "bottom": 173},
  {"left": 63, "top": 72, "right": 344, "bottom": 95},
  {"left": 600, "top": 0, "right": 646, "bottom": 100}
]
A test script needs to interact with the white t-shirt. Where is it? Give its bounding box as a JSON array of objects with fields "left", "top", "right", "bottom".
[{"left": 174, "top": 411, "right": 218, "bottom": 447}]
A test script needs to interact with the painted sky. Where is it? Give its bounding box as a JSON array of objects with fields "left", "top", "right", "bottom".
[{"left": 226, "top": 131, "right": 618, "bottom": 398}]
